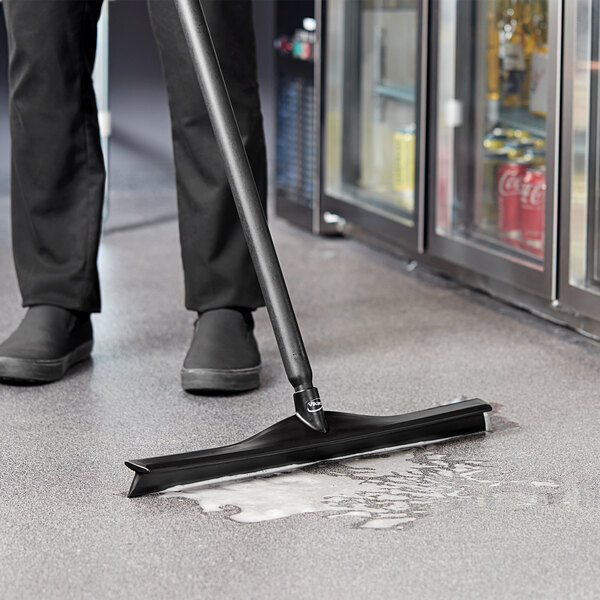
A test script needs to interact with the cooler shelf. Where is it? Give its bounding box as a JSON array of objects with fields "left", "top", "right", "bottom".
[
  {"left": 498, "top": 107, "right": 546, "bottom": 138},
  {"left": 374, "top": 84, "right": 416, "bottom": 103}
]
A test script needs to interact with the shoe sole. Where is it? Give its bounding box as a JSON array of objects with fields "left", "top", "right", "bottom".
[
  {"left": 181, "top": 365, "right": 261, "bottom": 393},
  {"left": 0, "top": 340, "right": 94, "bottom": 384}
]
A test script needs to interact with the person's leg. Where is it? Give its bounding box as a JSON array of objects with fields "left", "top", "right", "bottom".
[
  {"left": 3, "top": 0, "right": 105, "bottom": 313},
  {"left": 0, "top": 0, "right": 104, "bottom": 383},
  {"left": 147, "top": 0, "right": 267, "bottom": 392},
  {"left": 147, "top": 0, "right": 267, "bottom": 313}
]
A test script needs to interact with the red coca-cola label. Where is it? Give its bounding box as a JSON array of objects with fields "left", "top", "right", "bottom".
[
  {"left": 498, "top": 163, "right": 525, "bottom": 246},
  {"left": 520, "top": 181, "right": 545, "bottom": 208},
  {"left": 498, "top": 166, "right": 523, "bottom": 197},
  {"left": 520, "top": 169, "right": 546, "bottom": 257}
]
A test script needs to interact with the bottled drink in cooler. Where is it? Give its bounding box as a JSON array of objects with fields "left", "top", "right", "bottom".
[
  {"left": 501, "top": 0, "right": 526, "bottom": 107},
  {"left": 495, "top": 0, "right": 548, "bottom": 112},
  {"left": 393, "top": 125, "right": 416, "bottom": 213},
  {"left": 529, "top": 1, "right": 548, "bottom": 116},
  {"left": 486, "top": 1, "right": 501, "bottom": 125},
  {"left": 532, "top": 0, "right": 548, "bottom": 47}
]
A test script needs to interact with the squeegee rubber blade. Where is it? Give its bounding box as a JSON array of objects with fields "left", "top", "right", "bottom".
[{"left": 126, "top": 399, "right": 492, "bottom": 497}]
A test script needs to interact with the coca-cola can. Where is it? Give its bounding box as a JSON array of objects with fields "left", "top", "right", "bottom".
[
  {"left": 481, "top": 146, "right": 520, "bottom": 233},
  {"left": 498, "top": 160, "right": 527, "bottom": 247},
  {"left": 520, "top": 167, "right": 546, "bottom": 258}
]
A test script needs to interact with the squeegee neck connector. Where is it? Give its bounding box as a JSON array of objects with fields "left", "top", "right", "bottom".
[{"left": 294, "top": 387, "right": 328, "bottom": 433}]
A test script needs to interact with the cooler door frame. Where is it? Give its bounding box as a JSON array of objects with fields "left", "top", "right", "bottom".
[
  {"left": 319, "top": 0, "right": 429, "bottom": 252},
  {"left": 427, "top": 0, "right": 563, "bottom": 299},
  {"left": 274, "top": 0, "right": 319, "bottom": 232},
  {"left": 558, "top": 0, "right": 600, "bottom": 320}
]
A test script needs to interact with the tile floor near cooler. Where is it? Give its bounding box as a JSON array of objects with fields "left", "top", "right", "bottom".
[{"left": 0, "top": 194, "right": 599, "bottom": 599}]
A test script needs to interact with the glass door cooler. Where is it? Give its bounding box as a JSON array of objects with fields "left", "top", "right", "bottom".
[
  {"left": 429, "top": 0, "right": 560, "bottom": 297},
  {"left": 322, "top": 0, "right": 427, "bottom": 251},
  {"left": 559, "top": 0, "right": 600, "bottom": 322}
]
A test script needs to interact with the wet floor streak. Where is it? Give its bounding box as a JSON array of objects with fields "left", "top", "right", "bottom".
[{"left": 161, "top": 406, "right": 560, "bottom": 530}]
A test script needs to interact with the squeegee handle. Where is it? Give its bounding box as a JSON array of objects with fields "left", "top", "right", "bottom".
[{"left": 174, "top": 0, "right": 327, "bottom": 433}]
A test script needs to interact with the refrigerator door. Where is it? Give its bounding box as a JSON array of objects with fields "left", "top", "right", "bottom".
[
  {"left": 559, "top": 0, "right": 600, "bottom": 320},
  {"left": 428, "top": 0, "right": 560, "bottom": 298},
  {"left": 322, "top": 0, "right": 427, "bottom": 251}
]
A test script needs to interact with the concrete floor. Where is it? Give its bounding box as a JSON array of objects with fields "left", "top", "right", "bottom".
[{"left": 1, "top": 183, "right": 600, "bottom": 598}]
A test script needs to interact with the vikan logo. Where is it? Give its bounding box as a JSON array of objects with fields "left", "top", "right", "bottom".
[{"left": 306, "top": 399, "right": 323, "bottom": 413}]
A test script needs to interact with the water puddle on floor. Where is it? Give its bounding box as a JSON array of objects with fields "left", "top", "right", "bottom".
[{"left": 162, "top": 405, "right": 560, "bottom": 530}]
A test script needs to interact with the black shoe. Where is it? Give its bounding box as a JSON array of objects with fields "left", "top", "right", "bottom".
[
  {"left": 0, "top": 305, "right": 93, "bottom": 384},
  {"left": 181, "top": 308, "right": 261, "bottom": 393}
]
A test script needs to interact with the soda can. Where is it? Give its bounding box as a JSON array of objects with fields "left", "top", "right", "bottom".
[
  {"left": 481, "top": 146, "right": 519, "bottom": 232},
  {"left": 482, "top": 147, "right": 508, "bottom": 231},
  {"left": 498, "top": 158, "right": 529, "bottom": 247},
  {"left": 520, "top": 167, "right": 546, "bottom": 258}
]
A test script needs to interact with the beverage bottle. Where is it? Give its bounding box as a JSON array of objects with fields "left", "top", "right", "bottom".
[
  {"left": 529, "top": 1, "right": 549, "bottom": 118},
  {"left": 521, "top": 1, "right": 536, "bottom": 106},
  {"left": 497, "top": 0, "right": 509, "bottom": 71},
  {"left": 502, "top": 0, "right": 526, "bottom": 108},
  {"left": 486, "top": 0, "right": 501, "bottom": 126},
  {"left": 533, "top": 0, "right": 548, "bottom": 48}
]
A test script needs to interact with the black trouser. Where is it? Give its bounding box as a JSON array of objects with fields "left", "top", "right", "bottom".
[{"left": 2, "top": 0, "right": 267, "bottom": 314}]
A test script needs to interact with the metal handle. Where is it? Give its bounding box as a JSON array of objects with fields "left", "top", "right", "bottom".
[{"left": 173, "top": 0, "right": 327, "bottom": 433}]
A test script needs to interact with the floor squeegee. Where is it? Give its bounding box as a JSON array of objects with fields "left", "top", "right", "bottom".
[{"left": 125, "top": 0, "right": 492, "bottom": 498}]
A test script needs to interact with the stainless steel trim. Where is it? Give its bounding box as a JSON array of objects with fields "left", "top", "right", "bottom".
[
  {"left": 313, "top": 0, "right": 324, "bottom": 234},
  {"left": 416, "top": 0, "right": 429, "bottom": 254},
  {"left": 322, "top": 212, "right": 347, "bottom": 233},
  {"left": 558, "top": 0, "right": 578, "bottom": 306},
  {"left": 484, "top": 412, "right": 492, "bottom": 433},
  {"left": 558, "top": 0, "right": 600, "bottom": 321},
  {"left": 545, "top": 0, "right": 563, "bottom": 299},
  {"left": 326, "top": 189, "right": 414, "bottom": 227}
]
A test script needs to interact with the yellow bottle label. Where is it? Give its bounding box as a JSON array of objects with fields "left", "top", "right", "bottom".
[{"left": 393, "top": 131, "right": 416, "bottom": 212}]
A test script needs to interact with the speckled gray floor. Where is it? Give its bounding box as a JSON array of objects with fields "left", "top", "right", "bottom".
[{"left": 0, "top": 191, "right": 599, "bottom": 599}]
